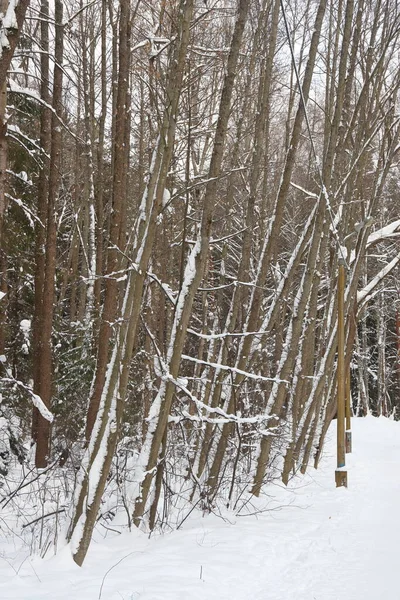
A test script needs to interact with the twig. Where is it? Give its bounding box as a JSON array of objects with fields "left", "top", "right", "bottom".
[
  {"left": 21, "top": 508, "right": 66, "bottom": 529},
  {"left": 98, "top": 552, "right": 138, "bottom": 600}
]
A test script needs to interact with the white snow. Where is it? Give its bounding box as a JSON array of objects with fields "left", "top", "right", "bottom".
[
  {"left": 19, "top": 319, "right": 31, "bottom": 333},
  {"left": 162, "top": 188, "right": 171, "bottom": 207},
  {"left": 3, "top": 1, "right": 18, "bottom": 31},
  {"left": 358, "top": 250, "right": 400, "bottom": 307},
  {"left": 1, "top": 377, "right": 53, "bottom": 422},
  {"left": 19, "top": 318, "right": 31, "bottom": 355},
  {"left": 1, "top": 417, "right": 400, "bottom": 599}
]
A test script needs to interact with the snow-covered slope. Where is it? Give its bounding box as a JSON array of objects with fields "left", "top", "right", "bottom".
[{"left": 1, "top": 416, "right": 399, "bottom": 600}]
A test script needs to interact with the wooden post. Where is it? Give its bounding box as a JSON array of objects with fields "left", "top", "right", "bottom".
[
  {"left": 335, "top": 259, "right": 348, "bottom": 487},
  {"left": 345, "top": 365, "right": 352, "bottom": 453}
]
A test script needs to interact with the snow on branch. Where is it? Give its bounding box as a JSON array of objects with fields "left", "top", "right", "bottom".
[
  {"left": 181, "top": 354, "right": 288, "bottom": 383},
  {"left": 357, "top": 250, "right": 400, "bottom": 309},
  {"left": 8, "top": 123, "right": 44, "bottom": 154},
  {"left": 166, "top": 370, "right": 276, "bottom": 426},
  {"left": 0, "top": 0, "right": 29, "bottom": 88},
  {"left": 168, "top": 411, "right": 276, "bottom": 426},
  {"left": 187, "top": 328, "right": 264, "bottom": 340},
  {"left": 131, "top": 35, "right": 171, "bottom": 58},
  {"left": 290, "top": 181, "right": 319, "bottom": 199},
  {"left": 0, "top": 0, "right": 18, "bottom": 57},
  {"left": 8, "top": 80, "right": 84, "bottom": 143},
  {"left": 348, "top": 219, "right": 400, "bottom": 265},
  {"left": 1, "top": 376, "right": 54, "bottom": 422},
  {"left": 365, "top": 219, "right": 400, "bottom": 248},
  {"left": 5, "top": 193, "right": 43, "bottom": 228}
]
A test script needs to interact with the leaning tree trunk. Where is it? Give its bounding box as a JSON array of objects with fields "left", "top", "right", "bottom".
[
  {"left": 67, "top": 0, "right": 194, "bottom": 566},
  {"left": 132, "top": 0, "right": 250, "bottom": 527},
  {"left": 204, "top": 0, "right": 327, "bottom": 500},
  {"left": 194, "top": 0, "right": 279, "bottom": 490}
]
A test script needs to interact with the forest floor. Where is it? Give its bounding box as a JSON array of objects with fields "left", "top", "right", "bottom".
[{"left": 1, "top": 415, "right": 399, "bottom": 600}]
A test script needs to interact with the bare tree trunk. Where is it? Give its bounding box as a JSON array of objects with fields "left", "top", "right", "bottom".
[
  {"left": 0, "top": 76, "right": 7, "bottom": 356},
  {"left": 85, "top": 0, "right": 131, "bottom": 442},
  {"left": 93, "top": 2, "right": 106, "bottom": 312},
  {"left": 34, "top": 0, "right": 64, "bottom": 468},
  {"left": 0, "top": 0, "right": 30, "bottom": 355},
  {"left": 133, "top": 0, "right": 249, "bottom": 526},
  {"left": 67, "top": 0, "right": 194, "bottom": 566},
  {"left": 32, "top": 0, "right": 50, "bottom": 442},
  {"left": 203, "top": 0, "right": 327, "bottom": 500},
  {"left": 0, "top": 1, "right": 30, "bottom": 89},
  {"left": 194, "top": 0, "right": 280, "bottom": 490}
]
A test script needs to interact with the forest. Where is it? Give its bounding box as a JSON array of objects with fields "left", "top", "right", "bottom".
[{"left": 1, "top": 0, "right": 400, "bottom": 567}]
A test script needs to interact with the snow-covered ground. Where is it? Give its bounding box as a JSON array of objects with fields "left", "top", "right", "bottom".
[{"left": 1, "top": 416, "right": 399, "bottom": 600}]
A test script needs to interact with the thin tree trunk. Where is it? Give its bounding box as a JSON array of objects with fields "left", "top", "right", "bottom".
[
  {"left": 67, "top": 0, "right": 194, "bottom": 565},
  {"left": 35, "top": 0, "right": 64, "bottom": 468},
  {"left": 0, "top": 0, "right": 30, "bottom": 354},
  {"left": 133, "top": 0, "right": 250, "bottom": 526},
  {"left": 32, "top": 0, "right": 50, "bottom": 441},
  {"left": 85, "top": 0, "right": 131, "bottom": 441}
]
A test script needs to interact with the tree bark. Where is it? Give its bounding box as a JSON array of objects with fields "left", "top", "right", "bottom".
[{"left": 34, "top": 0, "right": 64, "bottom": 468}]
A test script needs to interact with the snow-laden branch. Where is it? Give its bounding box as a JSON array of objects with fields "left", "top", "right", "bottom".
[
  {"left": 168, "top": 412, "right": 275, "bottom": 425},
  {"left": 357, "top": 250, "right": 400, "bottom": 309},
  {"left": 181, "top": 354, "right": 288, "bottom": 383},
  {"left": 8, "top": 123, "right": 44, "bottom": 154},
  {"left": 289, "top": 181, "right": 319, "bottom": 199},
  {"left": 365, "top": 219, "right": 400, "bottom": 248},
  {"left": 165, "top": 370, "right": 275, "bottom": 425},
  {"left": 5, "top": 193, "right": 44, "bottom": 228},
  {"left": 1, "top": 377, "right": 54, "bottom": 422},
  {"left": 9, "top": 80, "right": 84, "bottom": 143},
  {"left": 187, "top": 328, "right": 264, "bottom": 340},
  {"left": 347, "top": 219, "right": 400, "bottom": 265}
]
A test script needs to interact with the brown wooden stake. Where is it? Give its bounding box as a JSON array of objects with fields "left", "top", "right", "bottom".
[
  {"left": 345, "top": 364, "right": 352, "bottom": 453},
  {"left": 345, "top": 366, "right": 351, "bottom": 431},
  {"left": 336, "top": 259, "right": 347, "bottom": 487},
  {"left": 345, "top": 430, "right": 352, "bottom": 454}
]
